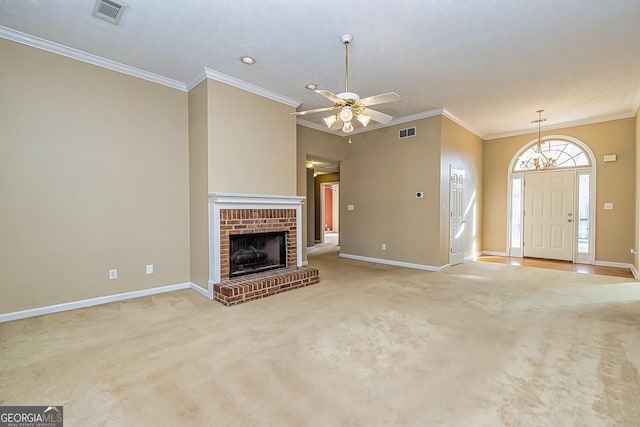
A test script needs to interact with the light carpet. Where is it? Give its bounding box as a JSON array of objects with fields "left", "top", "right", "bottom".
[{"left": 1, "top": 245, "right": 639, "bottom": 426}]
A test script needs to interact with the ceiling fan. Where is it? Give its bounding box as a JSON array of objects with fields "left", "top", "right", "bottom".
[{"left": 292, "top": 34, "right": 400, "bottom": 133}]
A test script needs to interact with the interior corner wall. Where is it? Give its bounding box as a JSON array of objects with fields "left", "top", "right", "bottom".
[
  {"left": 207, "top": 80, "right": 297, "bottom": 195},
  {"left": 0, "top": 39, "right": 191, "bottom": 314},
  {"left": 483, "top": 117, "right": 635, "bottom": 264},
  {"left": 441, "top": 116, "right": 484, "bottom": 265},
  {"left": 340, "top": 116, "right": 442, "bottom": 267},
  {"left": 188, "top": 80, "right": 210, "bottom": 289},
  {"left": 306, "top": 168, "right": 316, "bottom": 248}
]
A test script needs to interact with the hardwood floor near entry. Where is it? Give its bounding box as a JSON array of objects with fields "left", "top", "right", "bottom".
[{"left": 477, "top": 255, "right": 634, "bottom": 279}]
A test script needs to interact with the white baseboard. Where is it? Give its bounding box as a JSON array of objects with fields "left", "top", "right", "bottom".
[
  {"left": 339, "top": 253, "right": 448, "bottom": 272},
  {"left": 0, "top": 282, "right": 194, "bottom": 323},
  {"left": 191, "top": 281, "right": 214, "bottom": 299},
  {"left": 594, "top": 260, "right": 634, "bottom": 270},
  {"left": 480, "top": 250, "right": 509, "bottom": 257},
  {"left": 631, "top": 265, "right": 639, "bottom": 280}
]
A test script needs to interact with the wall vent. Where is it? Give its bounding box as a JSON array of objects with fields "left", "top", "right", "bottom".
[
  {"left": 398, "top": 126, "right": 417, "bottom": 140},
  {"left": 92, "top": 0, "right": 126, "bottom": 25}
]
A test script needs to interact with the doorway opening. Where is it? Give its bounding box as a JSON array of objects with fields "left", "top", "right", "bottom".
[
  {"left": 321, "top": 182, "right": 339, "bottom": 247},
  {"left": 507, "top": 135, "right": 596, "bottom": 264},
  {"left": 305, "top": 155, "right": 340, "bottom": 251}
]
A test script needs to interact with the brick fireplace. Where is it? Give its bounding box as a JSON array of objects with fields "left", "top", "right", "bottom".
[{"left": 208, "top": 193, "right": 319, "bottom": 305}]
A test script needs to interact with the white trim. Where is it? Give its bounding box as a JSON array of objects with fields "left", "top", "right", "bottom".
[
  {"left": 208, "top": 193, "right": 306, "bottom": 285},
  {"left": 631, "top": 265, "right": 639, "bottom": 280},
  {"left": 0, "top": 26, "right": 187, "bottom": 91},
  {"left": 486, "top": 112, "right": 637, "bottom": 140},
  {"left": 480, "top": 251, "right": 509, "bottom": 257},
  {"left": 339, "top": 253, "right": 448, "bottom": 272},
  {"left": 594, "top": 260, "right": 634, "bottom": 270},
  {"left": 0, "top": 282, "right": 193, "bottom": 323},
  {"left": 190, "top": 281, "right": 214, "bottom": 299},
  {"left": 189, "top": 67, "right": 300, "bottom": 107},
  {"left": 441, "top": 109, "right": 483, "bottom": 138}
]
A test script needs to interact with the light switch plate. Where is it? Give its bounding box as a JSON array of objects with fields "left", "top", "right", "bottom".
[{"left": 347, "top": 204, "right": 354, "bottom": 211}]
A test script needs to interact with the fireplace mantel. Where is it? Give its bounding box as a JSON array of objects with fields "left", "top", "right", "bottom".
[{"left": 208, "top": 193, "right": 305, "bottom": 287}]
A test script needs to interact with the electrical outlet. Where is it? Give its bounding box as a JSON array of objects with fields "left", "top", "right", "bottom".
[
  {"left": 381, "top": 243, "right": 386, "bottom": 251},
  {"left": 146, "top": 264, "right": 154, "bottom": 275},
  {"left": 108, "top": 268, "right": 118, "bottom": 280}
]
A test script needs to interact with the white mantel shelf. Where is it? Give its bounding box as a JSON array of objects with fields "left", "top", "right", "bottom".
[{"left": 208, "top": 192, "right": 305, "bottom": 206}]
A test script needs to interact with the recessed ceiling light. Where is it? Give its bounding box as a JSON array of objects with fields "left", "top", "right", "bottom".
[
  {"left": 240, "top": 56, "right": 256, "bottom": 65},
  {"left": 305, "top": 83, "right": 318, "bottom": 90}
]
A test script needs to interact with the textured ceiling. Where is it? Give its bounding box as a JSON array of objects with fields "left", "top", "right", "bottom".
[{"left": 1, "top": 0, "right": 639, "bottom": 138}]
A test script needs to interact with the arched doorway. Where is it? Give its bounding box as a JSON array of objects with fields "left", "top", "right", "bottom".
[{"left": 507, "top": 135, "right": 596, "bottom": 264}]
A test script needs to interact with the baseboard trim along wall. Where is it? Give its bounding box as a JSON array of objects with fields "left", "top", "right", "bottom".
[
  {"left": 0, "top": 282, "right": 195, "bottom": 323},
  {"left": 480, "top": 251, "right": 509, "bottom": 257},
  {"left": 191, "top": 282, "right": 214, "bottom": 299},
  {"left": 631, "top": 265, "right": 639, "bottom": 280},
  {"left": 339, "top": 253, "right": 449, "bottom": 272}
]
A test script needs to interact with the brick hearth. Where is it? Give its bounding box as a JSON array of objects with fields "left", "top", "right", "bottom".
[{"left": 214, "top": 266, "right": 319, "bottom": 306}]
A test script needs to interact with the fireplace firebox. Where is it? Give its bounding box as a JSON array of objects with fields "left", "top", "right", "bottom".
[{"left": 229, "top": 231, "right": 286, "bottom": 278}]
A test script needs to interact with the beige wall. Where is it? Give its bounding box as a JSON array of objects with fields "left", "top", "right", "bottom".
[
  {"left": 0, "top": 39, "right": 190, "bottom": 313},
  {"left": 188, "top": 81, "right": 209, "bottom": 289},
  {"left": 483, "top": 118, "right": 635, "bottom": 264},
  {"left": 441, "top": 117, "right": 484, "bottom": 265},
  {"left": 208, "top": 80, "right": 297, "bottom": 195},
  {"left": 340, "top": 117, "right": 443, "bottom": 266}
]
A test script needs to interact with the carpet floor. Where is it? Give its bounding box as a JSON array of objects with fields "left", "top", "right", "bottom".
[{"left": 1, "top": 245, "right": 639, "bottom": 426}]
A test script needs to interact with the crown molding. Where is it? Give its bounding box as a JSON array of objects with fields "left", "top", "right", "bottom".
[
  {"left": 441, "top": 108, "right": 483, "bottom": 138},
  {"left": 485, "top": 110, "right": 638, "bottom": 140},
  {"left": 188, "top": 67, "right": 300, "bottom": 108},
  {"left": 0, "top": 25, "right": 187, "bottom": 91}
]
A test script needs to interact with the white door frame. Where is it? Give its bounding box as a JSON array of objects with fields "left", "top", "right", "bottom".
[{"left": 506, "top": 135, "right": 596, "bottom": 263}]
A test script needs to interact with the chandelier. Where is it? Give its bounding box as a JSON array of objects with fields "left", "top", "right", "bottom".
[{"left": 518, "top": 109, "right": 557, "bottom": 171}]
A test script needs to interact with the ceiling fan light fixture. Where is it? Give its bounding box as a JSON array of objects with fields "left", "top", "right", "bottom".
[
  {"left": 342, "top": 121, "right": 354, "bottom": 133},
  {"left": 323, "top": 115, "right": 338, "bottom": 128},
  {"left": 357, "top": 114, "right": 371, "bottom": 127},
  {"left": 339, "top": 106, "right": 353, "bottom": 122}
]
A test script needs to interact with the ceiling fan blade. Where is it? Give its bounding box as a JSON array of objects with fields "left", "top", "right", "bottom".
[
  {"left": 363, "top": 108, "right": 393, "bottom": 124},
  {"left": 315, "top": 89, "right": 344, "bottom": 104},
  {"left": 291, "top": 106, "right": 339, "bottom": 116},
  {"left": 330, "top": 119, "right": 343, "bottom": 130},
  {"left": 359, "top": 92, "right": 400, "bottom": 107}
]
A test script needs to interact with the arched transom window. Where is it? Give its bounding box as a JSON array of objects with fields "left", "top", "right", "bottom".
[{"left": 514, "top": 139, "right": 591, "bottom": 172}]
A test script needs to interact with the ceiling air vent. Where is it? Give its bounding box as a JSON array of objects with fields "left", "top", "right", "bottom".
[
  {"left": 398, "top": 126, "right": 417, "bottom": 140},
  {"left": 92, "top": 0, "right": 126, "bottom": 25}
]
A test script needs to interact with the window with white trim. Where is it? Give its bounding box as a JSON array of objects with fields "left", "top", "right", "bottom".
[{"left": 514, "top": 139, "right": 591, "bottom": 172}]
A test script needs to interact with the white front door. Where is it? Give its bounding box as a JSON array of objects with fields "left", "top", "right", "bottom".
[
  {"left": 523, "top": 170, "right": 574, "bottom": 261},
  {"left": 449, "top": 168, "right": 465, "bottom": 266}
]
